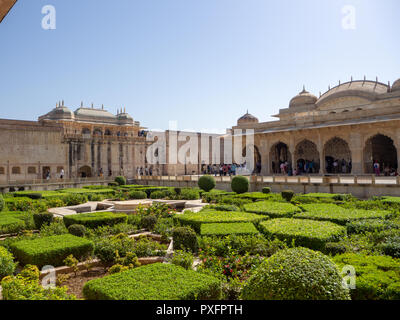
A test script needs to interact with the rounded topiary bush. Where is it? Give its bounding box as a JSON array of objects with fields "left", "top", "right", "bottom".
[
  {"left": 198, "top": 175, "right": 216, "bottom": 192},
  {"left": 281, "top": 190, "right": 294, "bottom": 202},
  {"left": 231, "top": 176, "right": 249, "bottom": 194},
  {"left": 0, "top": 194, "right": 4, "bottom": 212},
  {"left": 241, "top": 247, "right": 350, "bottom": 300},
  {"left": 172, "top": 226, "right": 198, "bottom": 253},
  {"left": 262, "top": 187, "right": 271, "bottom": 194},
  {"left": 115, "top": 176, "right": 127, "bottom": 186},
  {"left": 33, "top": 212, "right": 54, "bottom": 230},
  {"left": 150, "top": 190, "right": 167, "bottom": 199},
  {"left": 129, "top": 190, "right": 147, "bottom": 199},
  {"left": 68, "top": 224, "right": 86, "bottom": 237}
]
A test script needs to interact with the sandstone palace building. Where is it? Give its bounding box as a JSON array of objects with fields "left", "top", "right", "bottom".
[{"left": 1, "top": 76, "right": 400, "bottom": 185}]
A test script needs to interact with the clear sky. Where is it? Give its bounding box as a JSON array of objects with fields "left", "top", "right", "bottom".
[{"left": 0, "top": 0, "right": 399, "bottom": 133}]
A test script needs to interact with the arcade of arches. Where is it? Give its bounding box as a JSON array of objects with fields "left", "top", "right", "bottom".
[{"left": 263, "top": 133, "right": 399, "bottom": 175}]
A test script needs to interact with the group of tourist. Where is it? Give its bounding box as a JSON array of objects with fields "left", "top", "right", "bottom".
[
  {"left": 326, "top": 159, "right": 352, "bottom": 174},
  {"left": 202, "top": 161, "right": 262, "bottom": 176},
  {"left": 373, "top": 160, "right": 398, "bottom": 176},
  {"left": 136, "top": 166, "right": 159, "bottom": 176}
]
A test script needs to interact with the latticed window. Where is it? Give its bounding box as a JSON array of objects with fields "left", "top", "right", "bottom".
[
  {"left": 28, "top": 167, "right": 37, "bottom": 174},
  {"left": 12, "top": 167, "right": 21, "bottom": 174}
]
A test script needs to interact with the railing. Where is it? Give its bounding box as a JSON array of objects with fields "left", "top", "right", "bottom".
[
  {"left": 0, "top": 176, "right": 115, "bottom": 188},
  {"left": 131, "top": 174, "right": 400, "bottom": 186}
]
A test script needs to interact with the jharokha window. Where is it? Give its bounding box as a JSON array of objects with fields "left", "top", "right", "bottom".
[
  {"left": 28, "top": 167, "right": 37, "bottom": 174},
  {"left": 12, "top": 167, "right": 21, "bottom": 174}
]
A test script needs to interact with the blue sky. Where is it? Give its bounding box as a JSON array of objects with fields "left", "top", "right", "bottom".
[{"left": 0, "top": 0, "right": 399, "bottom": 132}]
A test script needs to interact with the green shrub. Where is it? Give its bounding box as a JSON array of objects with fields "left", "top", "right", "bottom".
[
  {"left": 0, "top": 246, "right": 17, "bottom": 280},
  {"left": 262, "top": 187, "right": 271, "bottom": 194},
  {"left": 0, "top": 194, "right": 5, "bottom": 211},
  {"left": 40, "top": 220, "right": 68, "bottom": 236},
  {"left": 115, "top": 176, "right": 127, "bottom": 186},
  {"left": 83, "top": 263, "right": 221, "bottom": 300},
  {"left": 296, "top": 204, "right": 391, "bottom": 225},
  {"left": 346, "top": 219, "right": 399, "bottom": 234},
  {"left": 281, "top": 190, "right": 294, "bottom": 202},
  {"left": 333, "top": 253, "right": 400, "bottom": 300},
  {"left": 212, "top": 204, "right": 240, "bottom": 212},
  {"left": 241, "top": 247, "right": 350, "bottom": 300},
  {"left": 171, "top": 250, "right": 194, "bottom": 270},
  {"left": 33, "top": 212, "right": 54, "bottom": 230},
  {"left": 378, "top": 235, "right": 400, "bottom": 258},
  {"left": 64, "top": 193, "right": 88, "bottom": 206},
  {"left": 259, "top": 218, "right": 347, "bottom": 251},
  {"left": 179, "top": 188, "right": 200, "bottom": 200},
  {"left": 63, "top": 212, "right": 128, "bottom": 229},
  {"left": 128, "top": 191, "right": 147, "bottom": 199},
  {"left": 176, "top": 210, "right": 267, "bottom": 233},
  {"left": 0, "top": 215, "right": 25, "bottom": 235},
  {"left": 243, "top": 201, "right": 301, "bottom": 218},
  {"left": 231, "top": 176, "right": 249, "bottom": 194},
  {"left": 234, "top": 192, "right": 271, "bottom": 201},
  {"left": 174, "top": 187, "right": 182, "bottom": 195},
  {"left": 198, "top": 175, "right": 216, "bottom": 192},
  {"left": 140, "top": 215, "right": 158, "bottom": 231},
  {"left": 68, "top": 224, "right": 86, "bottom": 237},
  {"left": 172, "top": 226, "right": 198, "bottom": 253},
  {"left": 1, "top": 265, "right": 76, "bottom": 300},
  {"left": 198, "top": 234, "right": 286, "bottom": 257},
  {"left": 10, "top": 234, "right": 94, "bottom": 268},
  {"left": 108, "top": 264, "right": 129, "bottom": 274},
  {"left": 200, "top": 222, "right": 259, "bottom": 236},
  {"left": 149, "top": 190, "right": 167, "bottom": 199}
]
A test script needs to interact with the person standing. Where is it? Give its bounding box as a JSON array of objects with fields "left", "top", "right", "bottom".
[
  {"left": 60, "top": 168, "right": 64, "bottom": 179},
  {"left": 373, "top": 160, "right": 380, "bottom": 176}
]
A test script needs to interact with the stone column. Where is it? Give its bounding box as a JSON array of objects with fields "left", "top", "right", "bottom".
[
  {"left": 259, "top": 137, "right": 269, "bottom": 175},
  {"left": 349, "top": 132, "right": 363, "bottom": 174}
]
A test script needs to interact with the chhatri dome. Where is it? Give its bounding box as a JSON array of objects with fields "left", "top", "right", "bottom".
[
  {"left": 392, "top": 78, "right": 400, "bottom": 92},
  {"left": 237, "top": 110, "right": 259, "bottom": 125},
  {"left": 289, "top": 86, "right": 318, "bottom": 108}
]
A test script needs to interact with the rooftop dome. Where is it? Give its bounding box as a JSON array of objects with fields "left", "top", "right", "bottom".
[
  {"left": 237, "top": 111, "right": 259, "bottom": 125},
  {"left": 316, "top": 80, "right": 388, "bottom": 106},
  {"left": 392, "top": 79, "right": 400, "bottom": 92},
  {"left": 289, "top": 87, "right": 317, "bottom": 108},
  {"left": 74, "top": 107, "right": 116, "bottom": 119},
  {"left": 39, "top": 103, "right": 74, "bottom": 121},
  {"left": 117, "top": 110, "right": 134, "bottom": 125}
]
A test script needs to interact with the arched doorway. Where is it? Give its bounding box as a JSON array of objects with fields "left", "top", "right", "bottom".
[
  {"left": 364, "top": 134, "right": 398, "bottom": 174},
  {"left": 324, "top": 137, "right": 352, "bottom": 174},
  {"left": 294, "top": 140, "right": 320, "bottom": 174},
  {"left": 242, "top": 145, "right": 262, "bottom": 174},
  {"left": 78, "top": 166, "right": 92, "bottom": 178},
  {"left": 270, "top": 142, "right": 291, "bottom": 174}
]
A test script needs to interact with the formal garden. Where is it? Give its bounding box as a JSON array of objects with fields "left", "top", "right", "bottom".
[{"left": 0, "top": 175, "right": 400, "bottom": 300}]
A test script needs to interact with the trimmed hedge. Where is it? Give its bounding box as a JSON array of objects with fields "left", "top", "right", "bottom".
[
  {"left": 176, "top": 210, "right": 267, "bottom": 233},
  {"left": 243, "top": 201, "right": 301, "bottom": 218},
  {"left": 0, "top": 246, "right": 17, "bottom": 280},
  {"left": 0, "top": 215, "right": 25, "bottom": 235},
  {"left": 63, "top": 212, "right": 128, "bottom": 229},
  {"left": 10, "top": 234, "right": 94, "bottom": 268},
  {"left": 241, "top": 247, "right": 350, "bottom": 300},
  {"left": 295, "top": 204, "right": 391, "bottom": 225},
  {"left": 259, "top": 218, "right": 346, "bottom": 251},
  {"left": 333, "top": 253, "right": 400, "bottom": 300},
  {"left": 200, "top": 222, "right": 259, "bottom": 236},
  {"left": 83, "top": 263, "right": 221, "bottom": 300},
  {"left": 172, "top": 226, "right": 198, "bottom": 253}
]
